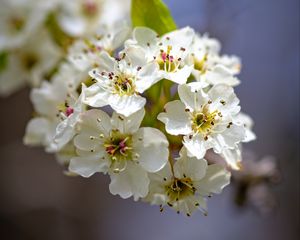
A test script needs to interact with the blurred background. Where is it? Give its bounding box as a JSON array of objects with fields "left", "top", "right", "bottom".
[{"left": 0, "top": 0, "right": 299, "bottom": 239}]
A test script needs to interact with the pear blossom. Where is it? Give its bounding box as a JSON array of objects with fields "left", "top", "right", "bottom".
[
  {"left": 125, "top": 27, "right": 195, "bottom": 84},
  {"left": 56, "top": 0, "right": 104, "bottom": 37},
  {"left": 0, "top": 30, "right": 61, "bottom": 96},
  {"left": 23, "top": 70, "right": 86, "bottom": 153},
  {"left": 0, "top": 0, "right": 55, "bottom": 50},
  {"left": 145, "top": 147, "right": 231, "bottom": 216},
  {"left": 220, "top": 113, "right": 256, "bottom": 170},
  {"left": 69, "top": 108, "right": 169, "bottom": 200},
  {"left": 68, "top": 21, "right": 131, "bottom": 71},
  {"left": 188, "top": 33, "right": 241, "bottom": 87},
  {"left": 49, "top": 85, "right": 86, "bottom": 152},
  {"left": 56, "top": 0, "right": 130, "bottom": 37},
  {"left": 84, "top": 47, "right": 160, "bottom": 116},
  {"left": 98, "top": 0, "right": 130, "bottom": 26},
  {"left": 158, "top": 82, "right": 246, "bottom": 159}
]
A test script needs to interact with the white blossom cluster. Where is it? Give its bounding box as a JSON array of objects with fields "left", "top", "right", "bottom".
[
  {"left": 0, "top": 0, "right": 130, "bottom": 96},
  {"left": 1, "top": 0, "right": 257, "bottom": 217}
]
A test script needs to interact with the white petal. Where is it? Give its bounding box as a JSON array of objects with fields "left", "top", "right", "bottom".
[
  {"left": 111, "top": 108, "right": 145, "bottom": 134},
  {"left": 69, "top": 154, "right": 109, "bottom": 177},
  {"left": 214, "top": 124, "right": 246, "bottom": 151},
  {"left": 163, "top": 27, "right": 195, "bottom": 56},
  {"left": 196, "top": 164, "right": 231, "bottom": 195},
  {"left": 157, "top": 100, "right": 192, "bottom": 135},
  {"left": 133, "top": 127, "right": 169, "bottom": 172},
  {"left": 178, "top": 83, "right": 208, "bottom": 111},
  {"left": 163, "top": 65, "right": 193, "bottom": 84},
  {"left": 23, "top": 117, "right": 53, "bottom": 146},
  {"left": 124, "top": 46, "right": 148, "bottom": 68},
  {"left": 205, "top": 65, "right": 240, "bottom": 86},
  {"left": 208, "top": 84, "right": 240, "bottom": 115},
  {"left": 78, "top": 109, "right": 112, "bottom": 137},
  {"left": 108, "top": 94, "right": 146, "bottom": 117},
  {"left": 174, "top": 149, "right": 208, "bottom": 180},
  {"left": 135, "top": 62, "right": 161, "bottom": 93},
  {"left": 96, "top": 51, "right": 115, "bottom": 72},
  {"left": 111, "top": 26, "right": 131, "bottom": 50},
  {"left": 109, "top": 161, "right": 150, "bottom": 200},
  {"left": 48, "top": 120, "right": 75, "bottom": 152},
  {"left": 183, "top": 134, "right": 213, "bottom": 159},
  {"left": 83, "top": 84, "right": 109, "bottom": 107},
  {"left": 221, "top": 146, "right": 242, "bottom": 170},
  {"left": 132, "top": 27, "right": 158, "bottom": 47}
]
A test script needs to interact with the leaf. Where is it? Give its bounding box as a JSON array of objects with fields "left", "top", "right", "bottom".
[
  {"left": 131, "top": 0, "right": 177, "bottom": 35},
  {"left": 0, "top": 52, "right": 8, "bottom": 73}
]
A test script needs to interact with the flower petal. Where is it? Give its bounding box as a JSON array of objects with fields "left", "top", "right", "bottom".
[
  {"left": 111, "top": 108, "right": 145, "bottom": 134},
  {"left": 83, "top": 84, "right": 110, "bottom": 107},
  {"left": 163, "top": 65, "right": 193, "bottom": 84},
  {"left": 178, "top": 83, "right": 208, "bottom": 111},
  {"left": 109, "top": 161, "right": 150, "bottom": 200},
  {"left": 157, "top": 100, "right": 192, "bottom": 135},
  {"left": 69, "top": 154, "right": 109, "bottom": 177},
  {"left": 196, "top": 164, "right": 231, "bottom": 195},
  {"left": 133, "top": 127, "right": 169, "bottom": 172},
  {"left": 175, "top": 147, "right": 208, "bottom": 180},
  {"left": 108, "top": 94, "right": 146, "bottom": 117},
  {"left": 78, "top": 109, "right": 112, "bottom": 137}
]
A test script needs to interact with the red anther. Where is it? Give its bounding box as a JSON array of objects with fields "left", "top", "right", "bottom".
[
  {"left": 161, "top": 52, "right": 167, "bottom": 62},
  {"left": 66, "top": 107, "right": 74, "bottom": 117}
]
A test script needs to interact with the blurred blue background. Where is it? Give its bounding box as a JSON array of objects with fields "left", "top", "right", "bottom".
[{"left": 0, "top": 0, "right": 299, "bottom": 239}]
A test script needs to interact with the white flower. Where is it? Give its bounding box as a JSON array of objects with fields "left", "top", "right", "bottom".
[
  {"left": 49, "top": 85, "right": 86, "bottom": 152},
  {"left": 0, "top": 0, "right": 55, "bottom": 50},
  {"left": 158, "top": 82, "right": 246, "bottom": 159},
  {"left": 56, "top": 0, "right": 130, "bottom": 37},
  {"left": 56, "top": 0, "right": 104, "bottom": 37},
  {"left": 98, "top": 0, "right": 131, "bottom": 26},
  {"left": 84, "top": 47, "right": 160, "bottom": 116},
  {"left": 0, "top": 29, "right": 61, "bottom": 96},
  {"left": 125, "top": 27, "right": 195, "bottom": 84},
  {"left": 220, "top": 112, "right": 256, "bottom": 170},
  {"left": 69, "top": 108, "right": 169, "bottom": 200},
  {"left": 68, "top": 21, "right": 131, "bottom": 71},
  {"left": 23, "top": 78, "right": 70, "bottom": 149},
  {"left": 23, "top": 71, "right": 85, "bottom": 153},
  {"left": 188, "top": 33, "right": 241, "bottom": 87},
  {"left": 145, "top": 147, "right": 231, "bottom": 216}
]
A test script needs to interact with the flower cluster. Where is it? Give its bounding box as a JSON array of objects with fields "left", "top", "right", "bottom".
[
  {"left": 20, "top": 22, "right": 256, "bottom": 216},
  {"left": 1, "top": 0, "right": 257, "bottom": 217},
  {"left": 0, "top": 0, "right": 130, "bottom": 96}
]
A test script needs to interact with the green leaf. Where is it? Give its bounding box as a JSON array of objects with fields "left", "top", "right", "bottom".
[
  {"left": 131, "top": 0, "right": 177, "bottom": 35},
  {"left": 0, "top": 52, "right": 8, "bottom": 73}
]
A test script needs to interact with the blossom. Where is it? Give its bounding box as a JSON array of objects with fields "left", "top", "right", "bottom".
[
  {"left": 68, "top": 21, "right": 131, "bottom": 71},
  {"left": 145, "top": 147, "right": 231, "bottom": 216},
  {"left": 56, "top": 0, "right": 104, "bottom": 37},
  {"left": 125, "top": 27, "right": 195, "bottom": 84},
  {"left": 220, "top": 112, "right": 256, "bottom": 170},
  {"left": 84, "top": 47, "right": 160, "bottom": 116},
  {"left": 23, "top": 69, "right": 85, "bottom": 153},
  {"left": 158, "top": 82, "right": 246, "bottom": 159},
  {"left": 187, "top": 33, "right": 241, "bottom": 87},
  {"left": 56, "top": 0, "right": 130, "bottom": 37},
  {"left": 69, "top": 108, "right": 169, "bottom": 200},
  {"left": 0, "top": 0, "right": 55, "bottom": 50},
  {"left": 0, "top": 29, "right": 61, "bottom": 96}
]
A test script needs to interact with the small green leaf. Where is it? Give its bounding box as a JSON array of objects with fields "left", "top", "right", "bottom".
[
  {"left": 131, "top": 0, "right": 177, "bottom": 35},
  {"left": 0, "top": 52, "right": 8, "bottom": 73}
]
